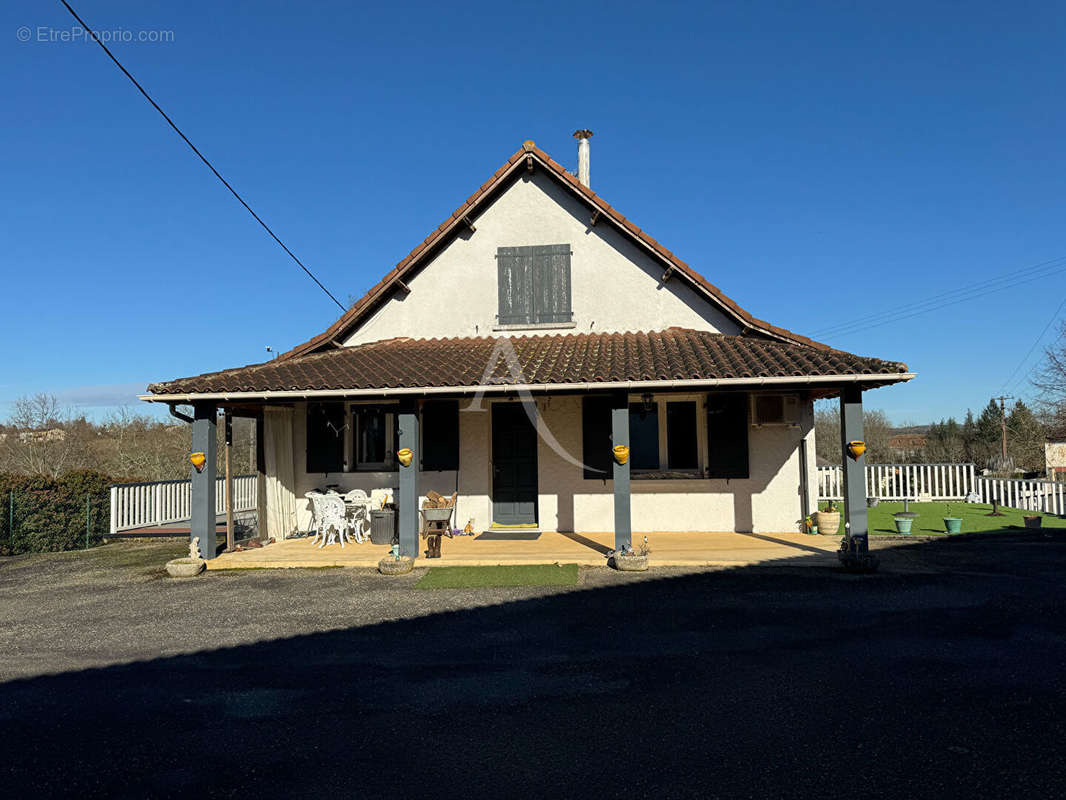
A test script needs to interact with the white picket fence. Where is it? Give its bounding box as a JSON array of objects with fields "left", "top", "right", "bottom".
[
  {"left": 817, "top": 463, "right": 978, "bottom": 502},
  {"left": 109, "top": 475, "right": 257, "bottom": 533},
  {"left": 818, "top": 463, "right": 1066, "bottom": 514},
  {"left": 973, "top": 476, "right": 1066, "bottom": 514}
]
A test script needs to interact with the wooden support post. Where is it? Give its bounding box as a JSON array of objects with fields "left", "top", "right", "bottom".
[
  {"left": 838, "top": 386, "right": 877, "bottom": 572},
  {"left": 191, "top": 402, "right": 218, "bottom": 559},
  {"left": 398, "top": 403, "right": 420, "bottom": 559},
  {"left": 611, "top": 392, "right": 632, "bottom": 552},
  {"left": 224, "top": 411, "right": 235, "bottom": 552}
]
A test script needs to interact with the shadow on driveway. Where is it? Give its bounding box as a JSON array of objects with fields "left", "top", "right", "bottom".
[{"left": 2, "top": 534, "right": 1065, "bottom": 797}]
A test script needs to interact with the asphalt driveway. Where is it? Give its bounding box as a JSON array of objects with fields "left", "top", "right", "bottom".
[{"left": 1, "top": 535, "right": 1064, "bottom": 798}]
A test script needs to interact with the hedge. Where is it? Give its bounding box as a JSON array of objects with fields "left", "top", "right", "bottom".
[{"left": 0, "top": 471, "right": 112, "bottom": 555}]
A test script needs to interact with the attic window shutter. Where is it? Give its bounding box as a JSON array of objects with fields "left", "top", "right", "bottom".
[
  {"left": 498, "top": 244, "right": 571, "bottom": 325},
  {"left": 532, "top": 244, "right": 572, "bottom": 323},
  {"left": 497, "top": 246, "right": 533, "bottom": 324}
]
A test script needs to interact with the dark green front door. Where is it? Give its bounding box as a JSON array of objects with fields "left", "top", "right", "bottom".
[{"left": 491, "top": 403, "right": 538, "bottom": 525}]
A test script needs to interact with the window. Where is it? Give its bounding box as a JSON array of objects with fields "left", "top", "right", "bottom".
[
  {"left": 706, "top": 393, "right": 749, "bottom": 479},
  {"left": 581, "top": 396, "right": 613, "bottom": 479},
  {"left": 497, "top": 244, "right": 572, "bottom": 325},
  {"left": 353, "top": 405, "right": 399, "bottom": 471},
  {"left": 422, "top": 401, "right": 460, "bottom": 471},
  {"left": 628, "top": 403, "right": 661, "bottom": 471},
  {"left": 306, "top": 402, "right": 345, "bottom": 474},
  {"left": 666, "top": 401, "right": 698, "bottom": 470}
]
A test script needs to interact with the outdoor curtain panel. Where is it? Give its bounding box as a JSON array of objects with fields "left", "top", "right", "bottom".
[{"left": 264, "top": 407, "right": 298, "bottom": 540}]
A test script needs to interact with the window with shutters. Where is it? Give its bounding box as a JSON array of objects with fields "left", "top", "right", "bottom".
[
  {"left": 351, "top": 405, "right": 400, "bottom": 471},
  {"left": 581, "top": 396, "right": 613, "bottom": 479},
  {"left": 497, "top": 244, "right": 572, "bottom": 326}
]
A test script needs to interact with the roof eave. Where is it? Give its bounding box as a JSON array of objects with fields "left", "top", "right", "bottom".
[{"left": 140, "top": 372, "right": 916, "bottom": 404}]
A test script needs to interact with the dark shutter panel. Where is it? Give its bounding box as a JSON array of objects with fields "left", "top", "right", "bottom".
[
  {"left": 497, "top": 246, "right": 533, "bottom": 324},
  {"left": 421, "top": 401, "right": 460, "bottom": 471},
  {"left": 531, "top": 244, "right": 572, "bottom": 323},
  {"left": 706, "top": 393, "right": 749, "bottom": 479},
  {"left": 307, "top": 402, "right": 345, "bottom": 474},
  {"left": 582, "top": 396, "right": 613, "bottom": 479}
]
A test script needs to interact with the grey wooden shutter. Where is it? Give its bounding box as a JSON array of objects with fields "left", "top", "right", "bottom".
[
  {"left": 531, "top": 244, "right": 572, "bottom": 323},
  {"left": 497, "top": 246, "right": 533, "bottom": 324}
]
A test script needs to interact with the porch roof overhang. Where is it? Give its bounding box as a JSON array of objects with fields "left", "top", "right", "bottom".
[
  {"left": 141, "top": 327, "right": 913, "bottom": 406},
  {"left": 141, "top": 371, "right": 916, "bottom": 405}
]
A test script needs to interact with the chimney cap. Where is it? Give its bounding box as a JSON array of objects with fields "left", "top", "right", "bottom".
[{"left": 573, "top": 129, "right": 594, "bottom": 140}]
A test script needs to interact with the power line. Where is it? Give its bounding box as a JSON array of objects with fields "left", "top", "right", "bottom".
[
  {"left": 1002, "top": 295, "right": 1066, "bottom": 392},
  {"left": 57, "top": 0, "right": 345, "bottom": 312},
  {"left": 810, "top": 255, "right": 1066, "bottom": 338}
]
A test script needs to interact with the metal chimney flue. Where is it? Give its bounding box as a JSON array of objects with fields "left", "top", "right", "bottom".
[{"left": 573, "top": 129, "right": 593, "bottom": 188}]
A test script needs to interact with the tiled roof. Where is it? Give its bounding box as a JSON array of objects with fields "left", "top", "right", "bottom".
[
  {"left": 147, "top": 328, "right": 909, "bottom": 396},
  {"left": 279, "top": 142, "right": 831, "bottom": 361}
]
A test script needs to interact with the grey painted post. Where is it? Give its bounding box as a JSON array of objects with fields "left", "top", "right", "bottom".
[
  {"left": 838, "top": 387, "right": 877, "bottom": 571},
  {"left": 191, "top": 403, "right": 218, "bottom": 559},
  {"left": 397, "top": 404, "right": 419, "bottom": 558},
  {"left": 611, "top": 393, "right": 632, "bottom": 552}
]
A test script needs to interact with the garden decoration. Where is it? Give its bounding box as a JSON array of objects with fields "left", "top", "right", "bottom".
[
  {"left": 1023, "top": 514, "right": 1043, "bottom": 529},
  {"left": 609, "top": 536, "right": 650, "bottom": 571},
  {"left": 396, "top": 448, "right": 413, "bottom": 468},
  {"left": 846, "top": 440, "right": 866, "bottom": 460},
  {"left": 613, "top": 445, "right": 630, "bottom": 465},
  {"left": 189, "top": 452, "right": 206, "bottom": 472},
  {"left": 893, "top": 514, "right": 913, "bottom": 535},
  {"left": 165, "top": 536, "right": 206, "bottom": 578}
]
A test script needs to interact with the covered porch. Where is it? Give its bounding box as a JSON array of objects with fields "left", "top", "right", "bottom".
[{"left": 206, "top": 529, "right": 843, "bottom": 569}]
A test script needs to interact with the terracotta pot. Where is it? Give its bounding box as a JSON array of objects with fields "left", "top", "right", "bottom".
[{"left": 814, "top": 511, "right": 840, "bottom": 535}]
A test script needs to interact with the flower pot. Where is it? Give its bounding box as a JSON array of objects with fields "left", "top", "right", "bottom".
[
  {"left": 893, "top": 516, "right": 913, "bottom": 535},
  {"left": 165, "top": 557, "right": 205, "bottom": 578},
  {"left": 1023, "top": 515, "right": 1043, "bottom": 529},
  {"left": 378, "top": 556, "right": 414, "bottom": 575},
  {"left": 814, "top": 511, "right": 840, "bottom": 536},
  {"left": 610, "top": 552, "right": 649, "bottom": 571},
  {"left": 943, "top": 517, "right": 962, "bottom": 534}
]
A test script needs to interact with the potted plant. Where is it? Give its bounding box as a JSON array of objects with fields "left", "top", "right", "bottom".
[
  {"left": 943, "top": 504, "right": 963, "bottom": 534},
  {"left": 1023, "top": 514, "right": 1043, "bottom": 529},
  {"left": 892, "top": 514, "right": 914, "bottom": 535},
  {"left": 814, "top": 501, "right": 840, "bottom": 536},
  {"left": 610, "top": 536, "right": 650, "bottom": 571}
]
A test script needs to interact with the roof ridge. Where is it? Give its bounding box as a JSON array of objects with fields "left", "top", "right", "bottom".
[{"left": 277, "top": 144, "right": 834, "bottom": 361}]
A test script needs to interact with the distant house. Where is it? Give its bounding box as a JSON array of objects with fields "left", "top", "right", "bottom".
[
  {"left": 141, "top": 134, "right": 913, "bottom": 560},
  {"left": 1045, "top": 442, "right": 1066, "bottom": 481},
  {"left": 888, "top": 433, "right": 926, "bottom": 460}
]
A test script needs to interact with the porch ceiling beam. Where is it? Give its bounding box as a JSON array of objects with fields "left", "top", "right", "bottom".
[{"left": 140, "top": 372, "right": 916, "bottom": 404}]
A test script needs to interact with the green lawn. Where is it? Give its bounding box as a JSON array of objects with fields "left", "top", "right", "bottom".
[
  {"left": 415, "top": 563, "right": 580, "bottom": 589},
  {"left": 819, "top": 502, "right": 1066, "bottom": 536}
]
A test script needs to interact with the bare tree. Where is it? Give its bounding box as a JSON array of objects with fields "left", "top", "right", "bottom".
[
  {"left": 814, "top": 403, "right": 894, "bottom": 465},
  {"left": 0, "top": 394, "right": 91, "bottom": 477}
]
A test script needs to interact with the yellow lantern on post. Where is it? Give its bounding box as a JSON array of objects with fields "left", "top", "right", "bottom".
[
  {"left": 396, "top": 448, "right": 413, "bottom": 468},
  {"left": 613, "top": 445, "right": 630, "bottom": 465},
  {"left": 846, "top": 440, "right": 866, "bottom": 461},
  {"left": 189, "top": 452, "right": 207, "bottom": 472}
]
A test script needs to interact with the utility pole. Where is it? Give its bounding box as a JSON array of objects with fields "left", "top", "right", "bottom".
[{"left": 993, "top": 395, "right": 1013, "bottom": 463}]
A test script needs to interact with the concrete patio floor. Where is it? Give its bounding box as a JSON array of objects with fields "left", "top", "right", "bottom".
[{"left": 206, "top": 530, "right": 842, "bottom": 569}]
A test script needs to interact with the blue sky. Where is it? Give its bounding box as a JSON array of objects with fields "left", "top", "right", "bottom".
[{"left": 2, "top": 0, "right": 1064, "bottom": 424}]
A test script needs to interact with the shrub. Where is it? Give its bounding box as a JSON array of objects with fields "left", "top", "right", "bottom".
[{"left": 0, "top": 470, "right": 112, "bottom": 554}]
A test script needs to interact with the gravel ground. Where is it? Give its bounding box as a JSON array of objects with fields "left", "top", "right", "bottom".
[{"left": 1, "top": 535, "right": 1064, "bottom": 797}]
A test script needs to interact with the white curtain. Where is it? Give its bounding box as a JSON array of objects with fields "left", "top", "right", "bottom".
[{"left": 264, "top": 408, "right": 298, "bottom": 540}]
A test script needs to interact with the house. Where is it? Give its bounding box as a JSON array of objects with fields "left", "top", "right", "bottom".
[{"left": 141, "top": 133, "right": 913, "bottom": 568}]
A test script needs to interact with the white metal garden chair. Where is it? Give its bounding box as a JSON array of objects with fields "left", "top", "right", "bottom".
[
  {"left": 306, "top": 492, "right": 351, "bottom": 548},
  {"left": 343, "top": 489, "right": 371, "bottom": 543}
]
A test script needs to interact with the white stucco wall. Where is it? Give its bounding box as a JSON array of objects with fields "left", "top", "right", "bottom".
[
  {"left": 342, "top": 170, "right": 741, "bottom": 346},
  {"left": 288, "top": 395, "right": 818, "bottom": 536}
]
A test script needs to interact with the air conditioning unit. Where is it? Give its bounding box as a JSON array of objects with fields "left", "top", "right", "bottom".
[{"left": 751, "top": 394, "right": 801, "bottom": 427}]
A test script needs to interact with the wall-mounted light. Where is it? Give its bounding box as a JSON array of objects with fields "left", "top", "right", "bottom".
[{"left": 640, "top": 392, "right": 655, "bottom": 418}]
